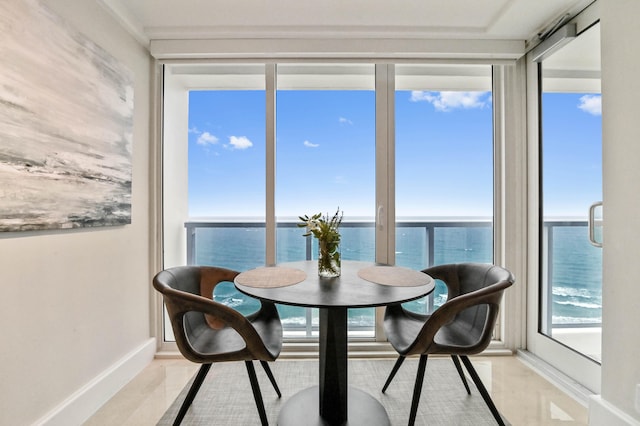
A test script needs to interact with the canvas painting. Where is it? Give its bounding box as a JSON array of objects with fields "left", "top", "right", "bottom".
[{"left": 0, "top": 0, "right": 134, "bottom": 232}]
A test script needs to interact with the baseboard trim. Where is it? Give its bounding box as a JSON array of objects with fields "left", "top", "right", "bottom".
[
  {"left": 589, "top": 395, "right": 640, "bottom": 426},
  {"left": 34, "top": 338, "right": 156, "bottom": 426}
]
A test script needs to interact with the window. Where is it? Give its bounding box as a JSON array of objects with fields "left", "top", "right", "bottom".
[
  {"left": 161, "top": 62, "right": 498, "bottom": 344},
  {"left": 395, "top": 64, "right": 494, "bottom": 313},
  {"left": 276, "top": 64, "right": 376, "bottom": 337}
]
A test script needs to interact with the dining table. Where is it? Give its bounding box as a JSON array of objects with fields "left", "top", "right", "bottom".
[{"left": 234, "top": 260, "right": 435, "bottom": 426}]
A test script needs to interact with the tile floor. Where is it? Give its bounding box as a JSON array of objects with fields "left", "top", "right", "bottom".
[{"left": 84, "top": 355, "right": 589, "bottom": 425}]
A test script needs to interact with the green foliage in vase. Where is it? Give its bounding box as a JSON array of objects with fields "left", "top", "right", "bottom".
[
  {"left": 298, "top": 208, "right": 343, "bottom": 276},
  {"left": 297, "top": 208, "right": 343, "bottom": 241}
]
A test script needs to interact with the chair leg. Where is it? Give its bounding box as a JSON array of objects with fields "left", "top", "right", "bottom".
[
  {"left": 245, "top": 360, "right": 269, "bottom": 426},
  {"left": 382, "top": 355, "right": 406, "bottom": 393},
  {"left": 259, "top": 360, "right": 281, "bottom": 398},
  {"left": 174, "top": 363, "right": 211, "bottom": 426},
  {"left": 408, "top": 354, "right": 428, "bottom": 426},
  {"left": 451, "top": 355, "right": 471, "bottom": 395},
  {"left": 459, "top": 355, "right": 505, "bottom": 426}
]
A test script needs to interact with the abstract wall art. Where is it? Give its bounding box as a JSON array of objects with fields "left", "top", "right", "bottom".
[{"left": 0, "top": 0, "right": 134, "bottom": 232}]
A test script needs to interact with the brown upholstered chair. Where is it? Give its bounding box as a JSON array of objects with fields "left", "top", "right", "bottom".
[
  {"left": 153, "top": 266, "right": 282, "bottom": 426},
  {"left": 382, "top": 263, "right": 514, "bottom": 426}
]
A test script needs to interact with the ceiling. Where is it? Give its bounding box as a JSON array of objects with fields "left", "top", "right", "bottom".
[{"left": 99, "top": 0, "right": 593, "bottom": 46}]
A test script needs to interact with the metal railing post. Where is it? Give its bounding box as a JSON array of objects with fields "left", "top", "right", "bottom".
[
  {"left": 305, "top": 234, "right": 313, "bottom": 260},
  {"left": 546, "top": 223, "right": 554, "bottom": 333},
  {"left": 186, "top": 223, "right": 195, "bottom": 265}
]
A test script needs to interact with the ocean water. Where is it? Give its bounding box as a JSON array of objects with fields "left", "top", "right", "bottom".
[
  {"left": 548, "top": 226, "right": 603, "bottom": 324},
  {"left": 192, "top": 223, "right": 602, "bottom": 329}
]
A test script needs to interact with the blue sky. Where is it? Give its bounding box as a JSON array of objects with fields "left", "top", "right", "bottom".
[
  {"left": 542, "top": 92, "right": 602, "bottom": 216},
  {"left": 187, "top": 89, "right": 601, "bottom": 219}
]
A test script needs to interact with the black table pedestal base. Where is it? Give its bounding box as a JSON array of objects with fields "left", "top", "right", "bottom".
[{"left": 277, "top": 385, "right": 390, "bottom": 426}]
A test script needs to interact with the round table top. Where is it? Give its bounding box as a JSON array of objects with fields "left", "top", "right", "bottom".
[{"left": 234, "top": 260, "right": 435, "bottom": 309}]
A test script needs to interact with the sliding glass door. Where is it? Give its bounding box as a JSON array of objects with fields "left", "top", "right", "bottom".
[
  {"left": 529, "top": 22, "right": 602, "bottom": 392},
  {"left": 395, "top": 64, "right": 494, "bottom": 314},
  {"left": 275, "top": 64, "right": 376, "bottom": 337}
]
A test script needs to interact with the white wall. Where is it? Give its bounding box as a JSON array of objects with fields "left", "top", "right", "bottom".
[
  {"left": 591, "top": 0, "right": 640, "bottom": 423},
  {"left": 0, "top": 1, "right": 153, "bottom": 424}
]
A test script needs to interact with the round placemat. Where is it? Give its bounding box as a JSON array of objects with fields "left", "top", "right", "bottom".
[
  {"left": 357, "top": 265, "right": 430, "bottom": 287},
  {"left": 235, "top": 266, "right": 307, "bottom": 288}
]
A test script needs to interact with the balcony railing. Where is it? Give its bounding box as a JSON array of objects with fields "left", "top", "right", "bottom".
[
  {"left": 185, "top": 218, "right": 493, "bottom": 262},
  {"left": 183, "top": 218, "right": 602, "bottom": 336},
  {"left": 541, "top": 219, "right": 603, "bottom": 329}
]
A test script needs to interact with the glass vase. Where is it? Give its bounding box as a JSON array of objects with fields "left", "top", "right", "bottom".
[{"left": 318, "top": 238, "right": 341, "bottom": 278}]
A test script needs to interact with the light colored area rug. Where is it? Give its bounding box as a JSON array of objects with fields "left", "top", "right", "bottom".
[{"left": 158, "top": 358, "right": 509, "bottom": 425}]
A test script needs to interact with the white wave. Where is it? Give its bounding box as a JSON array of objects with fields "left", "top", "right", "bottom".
[
  {"left": 555, "top": 300, "right": 601, "bottom": 309},
  {"left": 212, "top": 296, "right": 245, "bottom": 308},
  {"left": 552, "top": 286, "right": 595, "bottom": 298},
  {"left": 434, "top": 295, "right": 448, "bottom": 305},
  {"left": 552, "top": 315, "right": 602, "bottom": 324},
  {"left": 280, "top": 317, "right": 306, "bottom": 325}
]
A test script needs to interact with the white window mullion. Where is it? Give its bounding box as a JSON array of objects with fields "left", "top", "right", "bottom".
[
  {"left": 265, "top": 63, "right": 277, "bottom": 265},
  {"left": 375, "top": 63, "right": 396, "bottom": 341},
  {"left": 375, "top": 64, "right": 396, "bottom": 266}
]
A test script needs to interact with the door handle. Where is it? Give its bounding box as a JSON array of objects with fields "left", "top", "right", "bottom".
[
  {"left": 588, "top": 201, "right": 603, "bottom": 248},
  {"left": 377, "top": 205, "right": 384, "bottom": 230}
]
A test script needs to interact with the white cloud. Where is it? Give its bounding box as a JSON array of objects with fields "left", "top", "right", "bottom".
[
  {"left": 227, "top": 135, "right": 253, "bottom": 150},
  {"left": 410, "top": 91, "right": 436, "bottom": 102},
  {"left": 410, "top": 91, "right": 489, "bottom": 112},
  {"left": 304, "top": 140, "right": 319, "bottom": 148},
  {"left": 578, "top": 95, "right": 602, "bottom": 115},
  {"left": 339, "top": 117, "right": 353, "bottom": 125},
  {"left": 197, "top": 131, "right": 219, "bottom": 146}
]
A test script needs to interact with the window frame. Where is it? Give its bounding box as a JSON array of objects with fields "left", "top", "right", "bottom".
[{"left": 153, "top": 58, "right": 522, "bottom": 355}]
